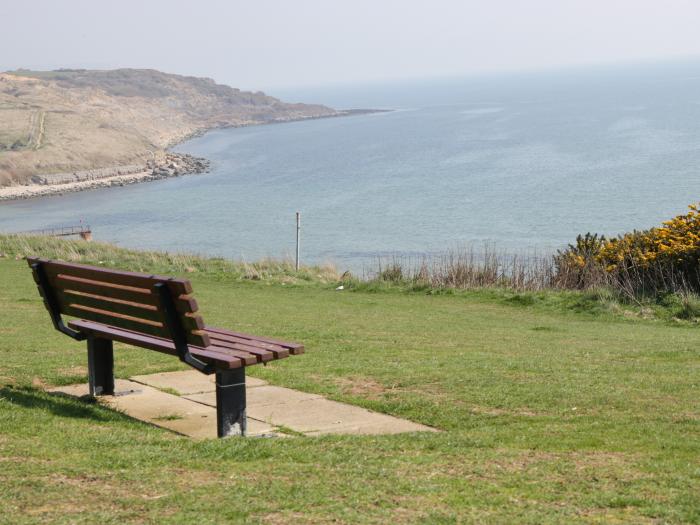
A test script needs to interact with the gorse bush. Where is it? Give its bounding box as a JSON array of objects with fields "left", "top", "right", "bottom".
[
  {"left": 554, "top": 233, "right": 607, "bottom": 290},
  {"left": 600, "top": 204, "right": 700, "bottom": 274},
  {"left": 555, "top": 203, "right": 700, "bottom": 297}
]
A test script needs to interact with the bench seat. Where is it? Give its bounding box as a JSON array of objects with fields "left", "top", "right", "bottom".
[{"left": 68, "top": 319, "right": 304, "bottom": 370}]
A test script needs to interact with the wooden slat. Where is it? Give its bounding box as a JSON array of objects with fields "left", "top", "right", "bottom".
[
  {"left": 50, "top": 273, "right": 199, "bottom": 314},
  {"left": 63, "top": 304, "right": 171, "bottom": 339},
  {"left": 61, "top": 299, "right": 207, "bottom": 347},
  {"left": 57, "top": 290, "right": 207, "bottom": 333},
  {"left": 61, "top": 305, "right": 208, "bottom": 348},
  {"left": 67, "top": 320, "right": 243, "bottom": 369},
  {"left": 205, "top": 326, "right": 304, "bottom": 354},
  {"left": 205, "top": 332, "right": 287, "bottom": 360},
  {"left": 208, "top": 345, "right": 259, "bottom": 366},
  {"left": 206, "top": 330, "right": 290, "bottom": 352},
  {"left": 205, "top": 326, "right": 304, "bottom": 349},
  {"left": 58, "top": 289, "right": 163, "bottom": 323},
  {"left": 208, "top": 339, "right": 275, "bottom": 362},
  {"left": 190, "top": 329, "right": 210, "bottom": 349},
  {"left": 27, "top": 257, "right": 193, "bottom": 295},
  {"left": 182, "top": 313, "right": 205, "bottom": 331}
]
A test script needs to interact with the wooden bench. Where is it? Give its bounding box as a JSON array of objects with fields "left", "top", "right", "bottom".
[{"left": 28, "top": 257, "right": 304, "bottom": 437}]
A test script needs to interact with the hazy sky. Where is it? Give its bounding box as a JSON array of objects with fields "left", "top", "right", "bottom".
[{"left": 2, "top": 0, "right": 700, "bottom": 90}]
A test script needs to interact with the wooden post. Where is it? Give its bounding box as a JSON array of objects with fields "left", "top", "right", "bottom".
[{"left": 295, "top": 212, "right": 301, "bottom": 271}]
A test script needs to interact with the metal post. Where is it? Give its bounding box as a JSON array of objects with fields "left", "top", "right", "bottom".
[
  {"left": 216, "top": 368, "right": 247, "bottom": 437},
  {"left": 87, "top": 336, "right": 114, "bottom": 396},
  {"left": 295, "top": 211, "right": 301, "bottom": 271}
]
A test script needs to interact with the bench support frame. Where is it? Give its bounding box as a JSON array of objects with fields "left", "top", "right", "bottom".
[
  {"left": 216, "top": 368, "right": 247, "bottom": 437},
  {"left": 31, "top": 262, "right": 85, "bottom": 342},
  {"left": 87, "top": 336, "right": 114, "bottom": 396}
]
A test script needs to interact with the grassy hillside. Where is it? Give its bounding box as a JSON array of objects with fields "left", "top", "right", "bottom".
[
  {"left": 0, "top": 69, "right": 338, "bottom": 185},
  {"left": 0, "top": 237, "right": 698, "bottom": 523}
]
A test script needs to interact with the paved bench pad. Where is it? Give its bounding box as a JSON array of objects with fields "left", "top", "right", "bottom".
[
  {"left": 50, "top": 372, "right": 437, "bottom": 438},
  {"left": 50, "top": 380, "right": 277, "bottom": 439}
]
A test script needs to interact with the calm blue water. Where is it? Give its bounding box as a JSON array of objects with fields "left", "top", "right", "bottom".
[{"left": 2, "top": 60, "right": 699, "bottom": 271}]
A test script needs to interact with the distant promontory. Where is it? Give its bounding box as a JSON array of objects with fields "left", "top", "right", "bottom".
[{"left": 0, "top": 68, "right": 366, "bottom": 194}]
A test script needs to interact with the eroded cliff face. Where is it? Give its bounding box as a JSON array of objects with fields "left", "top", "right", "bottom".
[{"left": 0, "top": 69, "right": 338, "bottom": 186}]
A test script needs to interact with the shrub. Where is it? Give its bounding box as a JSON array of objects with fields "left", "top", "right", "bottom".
[
  {"left": 553, "top": 233, "right": 607, "bottom": 289},
  {"left": 556, "top": 203, "right": 700, "bottom": 297},
  {"left": 600, "top": 204, "right": 700, "bottom": 296}
]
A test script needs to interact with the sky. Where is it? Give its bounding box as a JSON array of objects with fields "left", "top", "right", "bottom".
[{"left": 2, "top": 0, "right": 700, "bottom": 91}]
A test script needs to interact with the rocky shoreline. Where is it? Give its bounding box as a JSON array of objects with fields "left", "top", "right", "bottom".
[
  {"left": 0, "top": 153, "right": 210, "bottom": 202},
  {"left": 0, "top": 108, "right": 388, "bottom": 203}
]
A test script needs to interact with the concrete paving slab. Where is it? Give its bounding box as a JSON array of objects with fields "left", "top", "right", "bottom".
[
  {"left": 185, "top": 386, "right": 435, "bottom": 435},
  {"left": 49, "top": 380, "right": 277, "bottom": 439},
  {"left": 185, "top": 385, "right": 323, "bottom": 409},
  {"left": 130, "top": 370, "right": 267, "bottom": 395},
  {"left": 251, "top": 397, "right": 435, "bottom": 435},
  {"left": 49, "top": 373, "right": 436, "bottom": 438}
]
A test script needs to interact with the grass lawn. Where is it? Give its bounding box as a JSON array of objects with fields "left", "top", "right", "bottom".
[{"left": 0, "top": 251, "right": 698, "bottom": 523}]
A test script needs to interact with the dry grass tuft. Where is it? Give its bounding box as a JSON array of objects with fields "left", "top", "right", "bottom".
[{"left": 369, "top": 246, "right": 556, "bottom": 291}]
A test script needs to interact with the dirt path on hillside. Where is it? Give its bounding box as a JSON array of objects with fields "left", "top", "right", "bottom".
[{"left": 28, "top": 110, "right": 45, "bottom": 150}]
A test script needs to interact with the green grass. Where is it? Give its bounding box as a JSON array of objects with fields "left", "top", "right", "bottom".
[
  {"left": 0, "top": 238, "right": 699, "bottom": 523},
  {"left": 0, "top": 234, "right": 339, "bottom": 286}
]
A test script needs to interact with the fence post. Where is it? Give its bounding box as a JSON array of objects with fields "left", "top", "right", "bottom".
[{"left": 296, "top": 212, "right": 301, "bottom": 271}]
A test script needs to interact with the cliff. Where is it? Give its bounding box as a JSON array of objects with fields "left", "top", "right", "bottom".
[{"left": 0, "top": 69, "right": 339, "bottom": 186}]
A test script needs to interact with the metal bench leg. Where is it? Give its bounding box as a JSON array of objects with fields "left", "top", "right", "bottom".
[
  {"left": 216, "top": 368, "right": 246, "bottom": 437},
  {"left": 87, "top": 336, "right": 114, "bottom": 396}
]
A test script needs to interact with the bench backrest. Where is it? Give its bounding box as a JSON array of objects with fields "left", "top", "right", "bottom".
[{"left": 27, "top": 258, "right": 210, "bottom": 348}]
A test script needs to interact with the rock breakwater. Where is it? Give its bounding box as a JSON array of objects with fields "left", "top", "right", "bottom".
[{"left": 0, "top": 153, "right": 210, "bottom": 201}]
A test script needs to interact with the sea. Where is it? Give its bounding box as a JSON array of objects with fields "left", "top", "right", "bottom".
[{"left": 2, "top": 59, "right": 699, "bottom": 272}]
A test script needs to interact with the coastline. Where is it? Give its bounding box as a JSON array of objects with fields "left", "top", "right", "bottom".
[
  {"left": 0, "top": 169, "right": 168, "bottom": 201},
  {"left": 0, "top": 108, "right": 388, "bottom": 203},
  {"left": 0, "top": 153, "right": 209, "bottom": 202}
]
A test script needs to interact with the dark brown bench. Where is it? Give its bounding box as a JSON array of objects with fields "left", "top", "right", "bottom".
[{"left": 28, "top": 257, "right": 304, "bottom": 437}]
